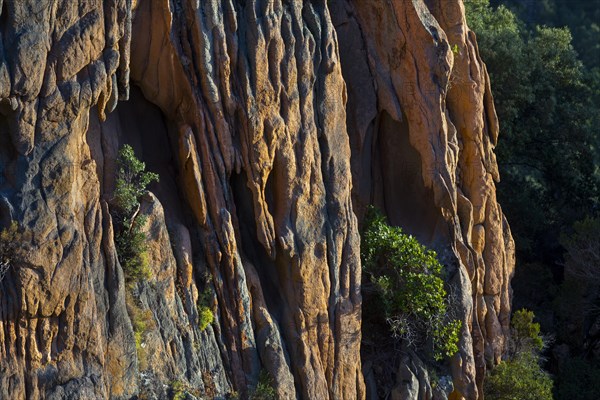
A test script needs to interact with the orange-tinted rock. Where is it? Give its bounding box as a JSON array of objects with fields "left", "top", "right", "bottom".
[
  {"left": 332, "top": 0, "right": 514, "bottom": 398},
  {"left": 0, "top": 1, "right": 512, "bottom": 399},
  {"left": 1, "top": 0, "right": 363, "bottom": 398}
]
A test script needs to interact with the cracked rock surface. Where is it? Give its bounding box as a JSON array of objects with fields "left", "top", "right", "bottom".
[{"left": 0, "top": 1, "right": 512, "bottom": 399}]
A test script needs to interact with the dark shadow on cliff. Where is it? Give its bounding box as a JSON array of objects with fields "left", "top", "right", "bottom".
[
  {"left": 372, "top": 110, "right": 445, "bottom": 248},
  {"left": 230, "top": 170, "right": 285, "bottom": 328}
]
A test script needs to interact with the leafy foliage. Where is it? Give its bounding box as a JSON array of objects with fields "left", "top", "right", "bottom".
[
  {"left": 361, "top": 206, "right": 461, "bottom": 361},
  {"left": 197, "top": 285, "right": 215, "bottom": 332},
  {"left": 112, "top": 145, "right": 159, "bottom": 284},
  {"left": 125, "top": 292, "right": 155, "bottom": 371},
  {"left": 465, "top": 0, "right": 600, "bottom": 261},
  {"left": 0, "top": 222, "right": 21, "bottom": 283},
  {"left": 168, "top": 380, "right": 200, "bottom": 400},
  {"left": 116, "top": 216, "right": 151, "bottom": 284},
  {"left": 113, "top": 145, "right": 160, "bottom": 219},
  {"left": 464, "top": 1, "right": 600, "bottom": 397},
  {"left": 250, "top": 370, "right": 277, "bottom": 400},
  {"left": 510, "top": 309, "right": 544, "bottom": 356},
  {"left": 170, "top": 380, "right": 187, "bottom": 400},
  {"left": 484, "top": 352, "right": 554, "bottom": 400},
  {"left": 198, "top": 306, "right": 214, "bottom": 332},
  {"left": 485, "top": 309, "right": 553, "bottom": 399},
  {"left": 489, "top": 0, "right": 600, "bottom": 70}
]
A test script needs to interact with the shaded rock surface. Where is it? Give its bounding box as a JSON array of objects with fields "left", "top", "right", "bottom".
[{"left": 0, "top": 1, "right": 512, "bottom": 399}]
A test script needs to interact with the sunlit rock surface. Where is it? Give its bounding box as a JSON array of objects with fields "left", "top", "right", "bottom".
[{"left": 0, "top": 1, "right": 512, "bottom": 399}]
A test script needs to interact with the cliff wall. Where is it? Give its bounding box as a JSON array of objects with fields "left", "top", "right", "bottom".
[
  {"left": 0, "top": 1, "right": 513, "bottom": 399},
  {"left": 331, "top": 1, "right": 514, "bottom": 397}
]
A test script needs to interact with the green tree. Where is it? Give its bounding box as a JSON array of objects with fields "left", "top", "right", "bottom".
[
  {"left": 490, "top": 0, "right": 600, "bottom": 70},
  {"left": 465, "top": 0, "right": 600, "bottom": 262},
  {"left": 510, "top": 309, "right": 544, "bottom": 356},
  {"left": 361, "top": 207, "right": 461, "bottom": 361},
  {"left": 111, "top": 145, "right": 159, "bottom": 283},
  {"left": 485, "top": 310, "right": 553, "bottom": 400},
  {"left": 484, "top": 352, "right": 554, "bottom": 400},
  {"left": 113, "top": 145, "right": 160, "bottom": 220}
]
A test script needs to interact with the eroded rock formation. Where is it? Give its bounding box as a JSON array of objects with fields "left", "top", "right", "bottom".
[
  {"left": 331, "top": 1, "right": 514, "bottom": 398},
  {"left": 0, "top": 0, "right": 513, "bottom": 399}
]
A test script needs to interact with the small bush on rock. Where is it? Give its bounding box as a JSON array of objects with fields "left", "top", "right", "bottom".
[
  {"left": 197, "top": 284, "right": 215, "bottom": 332},
  {"left": 125, "top": 293, "right": 155, "bottom": 370},
  {"left": 250, "top": 370, "right": 277, "bottom": 400},
  {"left": 0, "top": 222, "right": 21, "bottom": 283},
  {"left": 111, "top": 145, "right": 158, "bottom": 284},
  {"left": 485, "top": 309, "right": 553, "bottom": 400}
]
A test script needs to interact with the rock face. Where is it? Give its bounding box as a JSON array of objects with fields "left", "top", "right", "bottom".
[
  {"left": 0, "top": 1, "right": 513, "bottom": 400},
  {"left": 331, "top": 1, "right": 514, "bottom": 398}
]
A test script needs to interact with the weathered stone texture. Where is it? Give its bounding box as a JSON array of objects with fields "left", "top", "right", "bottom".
[
  {"left": 0, "top": 0, "right": 512, "bottom": 399},
  {"left": 1, "top": 1, "right": 136, "bottom": 398},
  {"left": 331, "top": 0, "right": 514, "bottom": 398},
  {"left": 1, "top": 0, "right": 363, "bottom": 399}
]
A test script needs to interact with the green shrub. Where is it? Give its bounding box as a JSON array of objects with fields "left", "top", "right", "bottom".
[
  {"left": 197, "top": 284, "right": 215, "bottom": 331},
  {"left": 0, "top": 222, "right": 21, "bottom": 283},
  {"left": 485, "top": 309, "right": 553, "bottom": 399},
  {"left": 361, "top": 206, "right": 461, "bottom": 361},
  {"left": 226, "top": 391, "right": 239, "bottom": 400},
  {"left": 250, "top": 370, "right": 277, "bottom": 400},
  {"left": 111, "top": 145, "right": 158, "bottom": 284},
  {"left": 125, "top": 292, "right": 155, "bottom": 371},
  {"left": 510, "top": 309, "right": 544, "bottom": 355},
  {"left": 484, "top": 352, "right": 553, "bottom": 400},
  {"left": 169, "top": 379, "right": 201, "bottom": 400},
  {"left": 170, "top": 380, "right": 187, "bottom": 400},
  {"left": 198, "top": 306, "right": 214, "bottom": 331}
]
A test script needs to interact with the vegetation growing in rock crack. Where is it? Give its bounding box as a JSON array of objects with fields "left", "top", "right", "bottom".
[
  {"left": 110, "top": 145, "right": 158, "bottom": 369},
  {"left": 169, "top": 379, "right": 201, "bottom": 400},
  {"left": 111, "top": 144, "right": 159, "bottom": 284},
  {"left": 125, "top": 292, "right": 155, "bottom": 371},
  {"left": 197, "top": 282, "right": 215, "bottom": 332},
  {"left": 170, "top": 380, "right": 186, "bottom": 400},
  {"left": 249, "top": 370, "right": 277, "bottom": 400},
  {"left": 360, "top": 206, "right": 461, "bottom": 361},
  {"left": 484, "top": 309, "right": 553, "bottom": 400},
  {"left": 0, "top": 222, "right": 22, "bottom": 284}
]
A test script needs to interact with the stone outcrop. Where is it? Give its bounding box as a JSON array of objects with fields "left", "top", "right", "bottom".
[
  {"left": 0, "top": 1, "right": 513, "bottom": 399},
  {"left": 331, "top": 1, "right": 514, "bottom": 398}
]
